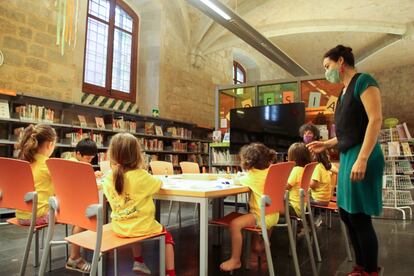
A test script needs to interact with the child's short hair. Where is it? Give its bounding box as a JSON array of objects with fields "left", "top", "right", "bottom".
[
  {"left": 17, "top": 124, "right": 57, "bottom": 163},
  {"left": 299, "top": 124, "right": 320, "bottom": 139},
  {"left": 239, "top": 143, "right": 276, "bottom": 170},
  {"left": 108, "top": 133, "right": 143, "bottom": 194},
  {"left": 75, "top": 138, "right": 98, "bottom": 156},
  {"left": 288, "top": 142, "right": 312, "bottom": 167}
]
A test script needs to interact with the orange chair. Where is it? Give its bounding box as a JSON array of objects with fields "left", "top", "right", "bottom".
[
  {"left": 210, "top": 162, "right": 299, "bottom": 276},
  {"left": 0, "top": 157, "right": 48, "bottom": 276},
  {"left": 39, "top": 159, "right": 166, "bottom": 276},
  {"left": 179, "top": 161, "right": 200, "bottom": 173},
  {"left": 150, "top": 161, "right": 182, "bottom": 226}
]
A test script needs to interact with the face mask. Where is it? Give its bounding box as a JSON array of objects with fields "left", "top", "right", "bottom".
[
  {"left": 325, "top": 68, "right": 341, "bottom": 83},
  {"left": 303, "top": 136, "right": 313, "bottom": 144}
]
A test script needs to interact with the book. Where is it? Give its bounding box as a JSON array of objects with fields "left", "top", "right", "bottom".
[
  {"left": 0, "top": 100, "right": 10, "bottom": 119},
  {"left": 113, "top": 116, "right": 125, "bottom": 131},
  {"left": 145, "top": 122, "right": 155, "bottom": 135},
  {"left": 78, "top": 115, "right": 87, "bottom": 127},
  {"left": 95, "top": 117, "right": 105, "bottom": 129},
  {"left": 388, "top": 141, "right": 401, "bottom": 156},
  {"left": 401, "top": 142, "right": 412, "bottom": 156},
  {"left": 402, "top": 122, "right": 412, "bottom": 140},
  {"left": 155, "top": 125, "right": 163, "bottom": 136}
]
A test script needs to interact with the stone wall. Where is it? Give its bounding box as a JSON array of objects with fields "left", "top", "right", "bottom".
[{"left": 372, "top": 64, "right": 414, "bottom": 134}]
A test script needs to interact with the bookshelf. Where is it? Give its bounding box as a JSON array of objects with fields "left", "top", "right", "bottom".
[
  {"left": 209, "top": 142, "right": 240, "bottom": 174},
  {"left": 379, "top": 126, "right": 414, "bottom": 220},
  {"left": 0, "top": 93, "right": 212, "bottom": 173}
]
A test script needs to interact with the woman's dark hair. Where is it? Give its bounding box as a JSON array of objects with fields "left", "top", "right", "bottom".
[
  {"left": 287, "top": 142, "right": 312, "bottom": 167},
  {"left": 17, "top": 124, "right": 57, "bottom": 163},
  {"left": 323, "top": 45, "right": 355, "bottom": 67},
  {"left": 75, "top": 138, "right": 98, "bottom": 156},
  {"left": 239, "top": 143, "right": 277, "bottom": 171},
  {"left": 299, "top": 124, "right": 320, "bottom": 140},
  {"left": 313, "top": 151, "right": 332, "bottom": 171},
  {"left": 108, "top": 133, "right": 143, "bottom": 194}
]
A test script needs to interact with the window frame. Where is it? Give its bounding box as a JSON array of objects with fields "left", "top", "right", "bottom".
[
  {"left": 82, "top": 0, "right": 139, "bottom": 103},
  {"left": 233, "top": 60, "right": 246, "bottom": 84}
]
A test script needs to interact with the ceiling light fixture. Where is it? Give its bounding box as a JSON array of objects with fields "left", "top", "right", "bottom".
[{"left": 199, "top": 0, "right": 231, "bottom": 20}]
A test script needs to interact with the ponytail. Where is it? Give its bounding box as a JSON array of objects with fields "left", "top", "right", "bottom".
[
  {"left": 315, "top": 151, "right": 332, "bottom": 171},
  {"left": 17, "top": 124, "right": 56, "bottom": 163},
  {"left": 113, "top": 165, "right": 124, "bottom": 194}
]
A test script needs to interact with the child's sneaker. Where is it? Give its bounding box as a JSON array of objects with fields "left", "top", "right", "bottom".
[
  {"left": 132, "top": 261, "right": 151, "bottom": 274},
  {"left": 314, "top": 216, "right": 323, "bottom": 227}
]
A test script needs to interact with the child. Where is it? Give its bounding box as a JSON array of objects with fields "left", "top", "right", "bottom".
[
  {"left": 16, "top": 124, "right": 56, "bottom": 226},
  {"left": 220, "top": 143, "right": 277, "bottom": 272},
  {"left": 65, "top": 138, "right": 101, "bottom": 273},
  {"left": 309, "top": 151, "right": 332, "bottom": 226},
  {"left": 102, "top": 133, "right": 175, "bottom": 276},
  {"left": 287, "top": 142, "right": 312, "bottom": 218}
]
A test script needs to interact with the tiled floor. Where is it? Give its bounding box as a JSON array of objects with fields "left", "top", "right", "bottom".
[{"left": 1, "top": 203, "right": 413, "bottom": 275}]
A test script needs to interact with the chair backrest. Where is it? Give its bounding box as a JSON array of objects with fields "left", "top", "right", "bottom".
[
  {"left": 179, "top": 161, "right": 200, "bottom": 174},
  {"left": 0, "top": 157, "right": 35, "bottom": 211},
  {"left": 150, "top": 161, "right": 174, "bottom": 175},
  {"left": 46, "top": 158, "right": 99, "bottom": 231},
  {"left": 300, "top": 162, "right": 318, "bottom": 192},
  {"left": 263, "top": 161, "right": 295, "bottom": 215}
]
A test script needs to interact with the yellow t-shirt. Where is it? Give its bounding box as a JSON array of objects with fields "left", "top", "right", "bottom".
[
  {"left": 310, "top": 163, "right": 332, "bottom": 202},
  {"left": 287, "top": 166, "right": 303, "bottom": 217},
  {"left": 16, "top": 154, "right": 55, "bottom": 220},
  {"left": 102, "top": 168, "right": 163, "bottom": 237},
  {"left": 240, "top": 168, "right": 279, "bottom": 229}
]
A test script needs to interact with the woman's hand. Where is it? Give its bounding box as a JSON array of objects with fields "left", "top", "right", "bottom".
[
  {"left": 306, "top": 141, "right": 327, "bottom": 154},
  {"left": 350, "top": 158, "right": 367, "bottom": 182}
]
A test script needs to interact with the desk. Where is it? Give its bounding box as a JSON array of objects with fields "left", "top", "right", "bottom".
[{"left": 155, "top": 178, "right": 249, "bottom": 276}]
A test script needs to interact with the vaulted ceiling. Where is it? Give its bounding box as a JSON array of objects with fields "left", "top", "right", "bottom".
[{"left": 182, "top": 0, "right": 414, "bottom": 75}]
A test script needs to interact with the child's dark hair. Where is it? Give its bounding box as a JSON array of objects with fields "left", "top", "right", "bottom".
[
  {"left": 76, "top": 138, "right": 98, "bottom": 156},
  {"left": 313, "top": 151, "right": 332, "bottom": 171},
  {"left": 287, "top": 142, "right": 312, "bottom": 167},
  {"left": 17, "top": 124, "right": 57, "bottom": 163},
  {"left": 299, "top": 124, "right": 320, "bottom": 140},
  {"left": 239, "top": 143, "right": 277, "bottom": 171},
  {"left": 323, "top": 45, "right": 355, "bottom": 67},
  {"left": 108, "top": 133, "right": 143, "bottom": 194}
]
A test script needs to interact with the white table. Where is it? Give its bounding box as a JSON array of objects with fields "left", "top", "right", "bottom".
[{"left": 154, "top": 177, "right": 250, "bottom": 276}]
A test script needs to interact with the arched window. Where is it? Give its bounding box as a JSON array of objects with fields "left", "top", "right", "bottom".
[
  {"left": 233, "top": 61, "right": 246, "bottom": 84},
  {"left": 83, "top": 0, "right": 138, "bottom": 102}
]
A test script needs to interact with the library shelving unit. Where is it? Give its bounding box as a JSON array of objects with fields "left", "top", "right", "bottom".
[
  {"left": 0, "top": 94, "right": 212, "bottom": 172},
  {"left": 209, "top": 142, "right": 240, "bottom": 174},
  {"left": 379, "top": 127, "right": 414, "bottom": 220}
]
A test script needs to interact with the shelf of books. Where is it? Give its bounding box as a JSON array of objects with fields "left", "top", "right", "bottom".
[
  {"left": 379, "top": 124, "right": 414, "bottom": 220},
  {"left": 209, "top": 142, "right": 240, "bottom": 174},
  {"left": 0, "top": 93, "right": 212, "bottom": 174}
]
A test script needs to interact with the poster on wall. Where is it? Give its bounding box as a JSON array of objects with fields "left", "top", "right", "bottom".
[
  {"left": 263, "top": 93, "right": 275, "bottom": 105},
  {"left": 325, "top": 96, "right": 338, "bottom": 113},
  {"left": 242, "top": 98, "right": 253, "bottom": 108},
  {"left": 282, "top": 91, "right": 295, "bottom": 103},
  {"left": 308, "top": 92, "right": 321, "bottom": 108}
]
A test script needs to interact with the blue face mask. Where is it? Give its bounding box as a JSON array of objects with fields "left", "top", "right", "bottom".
[
  {"left": 325, "top": 68, "right": 341, "bottom": 83},
  {"left": 303, "top": 136, "right": 313, "bottom": 144}
]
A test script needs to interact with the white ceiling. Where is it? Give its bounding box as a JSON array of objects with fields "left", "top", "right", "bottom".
[{"left": 185, "top": 0, "right": 414, "bottom": 74}]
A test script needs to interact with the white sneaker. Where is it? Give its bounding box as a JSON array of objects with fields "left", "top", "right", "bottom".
[
  {"left": 133, "top": 261, "right": 151, "bottom": 274},
  {"left": 314, "top": 216, "right": 323, "bottom": 227}
]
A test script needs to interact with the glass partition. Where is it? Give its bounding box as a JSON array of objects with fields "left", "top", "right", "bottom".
[{"left": 258, "top": 82, "right": 299, "bottom": 106}]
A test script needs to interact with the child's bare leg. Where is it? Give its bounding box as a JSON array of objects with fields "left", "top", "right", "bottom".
[
  {"left": 220, "top": 214, "right": 256, "bottom": 271},
  {"left": 68, "top": 226, "right": 88, "bottom": 269},
  {"left": 132, "top": 243, "right": 142, "bottom": 257},
  {"left": 166, "top": 243, "right": 175, "bottom": 270}
]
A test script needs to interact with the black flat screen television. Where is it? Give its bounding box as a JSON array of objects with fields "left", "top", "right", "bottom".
[{"left": 230, "top": 102, "right": 305, "bottom": 154}]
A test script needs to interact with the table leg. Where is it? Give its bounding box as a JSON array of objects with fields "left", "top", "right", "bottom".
[{"left": 200, "top": 198, "right": 209, "bottom": 276}]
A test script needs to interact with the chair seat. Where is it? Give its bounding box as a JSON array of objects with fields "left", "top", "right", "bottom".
[
  {"left": 6, "top": 218, "right": 48, "bottom": 230},
  {"left": 312, "top": 201, "right": 338, "bottom": 211},
  {"left": 65, "top": 223, "right": 166, "bottom": 253},
  {"left": 210, "top": 212, "right": 262, "bottom": 233},
  {"left": 330, "top": 196, "right": 337, "bottom": 202}
]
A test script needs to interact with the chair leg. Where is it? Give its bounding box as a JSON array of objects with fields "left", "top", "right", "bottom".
[
  {"left": 160, "top": 235, "right": 166, "bottom": 276},
  {"left": 65, "top": 224, "right": 69, "bottom": 260},
  {"left": 340, "top": 220, "right": 353, "bottom": 262},
  {"left": 34, "top": 230, "right": 40, "bottom": 267},
  {"left": 307, "top": 204, "right": 321, "bottom": 262},
  {"left": 19, "top": 225, "right": 36, "bottom": 276},
  {"left": 262, "top": 232, "right": 275, "bottom": 276},
  {"left": 193, "top": 203, "right": 198, "bottom": 219},
  {"left": 286, "top": 220, "right": 301, "bottom": 276},
  {"left": 39, "top": 218, "right": 56, "bottom": 276},
  {"left": 235, "top": 195, "right": 239, "bottom": 212},
  {"left": 177, "top": 202, "right": 182, "bottom": 228},
  {"left": 167, "top": 201, "right": 173, "bottom": 226},
  {"left": 244, "top": 232, "right": 252, "bottom": 270},
  {"left": 301, "top": 213, "right": 318, "bottom": 276},
  {"left": 114, "top": 248, "right": 118, "bottom": 276}
]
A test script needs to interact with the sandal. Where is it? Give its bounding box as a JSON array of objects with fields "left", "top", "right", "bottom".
[{"left": 65, "top": 257, "right": 91, "bottom": 273}]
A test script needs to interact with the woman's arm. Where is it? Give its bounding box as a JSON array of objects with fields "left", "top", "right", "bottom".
[
  {"left": 351, "top": 86, "right": 382, "bottom": 182},
  {"left": 307, "top": 137, "right": 338, "bottom": 153}
]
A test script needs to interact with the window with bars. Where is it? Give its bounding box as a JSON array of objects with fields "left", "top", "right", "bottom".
[
  {"left": 83, "top": 0, "right": 138, "bottom": 102},
  {"left": 233, "top": 61, "right": 246, "bottom": 84}
]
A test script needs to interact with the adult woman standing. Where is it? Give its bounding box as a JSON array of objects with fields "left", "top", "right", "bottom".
[{"left": 308, "top": 45, "right": 384, "bottom": 276}]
